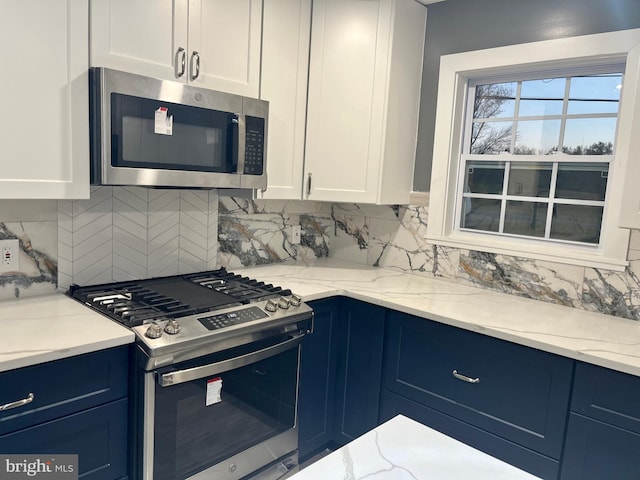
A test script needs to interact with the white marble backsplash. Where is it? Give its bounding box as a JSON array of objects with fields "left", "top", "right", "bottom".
[
  {"left": 4, "top": 191, "right": 640, "bottom": 322},
  {"left": 219, "top": 199, "right": 640, "bottom": 321},
  {"left": 0, "top": 221, "right": 58, "bottom": 299},
  {"left": 217, "top": 197, "right": 331, "bottom": 269}
]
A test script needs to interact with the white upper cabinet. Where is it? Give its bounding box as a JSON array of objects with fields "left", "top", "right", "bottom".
[
  {"left": 90, "top": 0, "right": 262, "bottom": 97},
  {"left": 0, "top": 0, "right": 89, "bottom": 199},
  {"left": 259, "top": 0, "right": 312, "bottom": 200},
  {"left": 303, "top": 0, "right": 426, "bottom": 204}
]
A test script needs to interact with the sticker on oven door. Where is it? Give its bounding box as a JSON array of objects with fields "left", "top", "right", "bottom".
[
  {"left": 206, "top": 377, "right": 222, "bottom": 406},
  {"left": 154, "top": 107, "right": 173, "bottom": 135}
]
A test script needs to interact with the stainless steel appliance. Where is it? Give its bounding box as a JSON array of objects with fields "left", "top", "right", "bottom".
[
  {"left": 90, "top": 67, "right": 268, "bottom": 190},
  {"left": 67, "top": 269, "right": 312, "bottom": 480}
]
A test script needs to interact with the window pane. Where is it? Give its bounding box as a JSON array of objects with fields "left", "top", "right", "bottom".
[
  {"left": 563, "top": 118, "right": 617, "bottom": 155},
  {"left": 465, "top": 161, "right": 505, "bottom": 194},
  {"left": 473, "top": 82, "right": 517, "bottom": 119},
  {"left": 504, "top": 201, "right": 547, "bottom": 237},
  {"left": 567, "top": 74, "right": 622, "bottom": 114},
  {"left": 521, "top": 78, "right": 565, "bottom": 99},
  {"left": 519, "top": 78, "right": 565, "bottom": 117},
  {"left": 507, "top": 162, "right": 552, "bottom": 197},
  {"left": 519, "top": 99, "right": 564, "bottom": 117},
  {"left": 514, "top": 119, "right": 561, "bottom": 154},
  {"left": 550, "top": 204, "right": 603, "bottom": 244},
  {"left": 461, "top": 197, "right": 501, "bottom": 232},
  {"left": 470, "top": 122, "right": 513, "bottom": 154},
  {"left": 556, "top": 163, "right": 608, "bottom": 201}
]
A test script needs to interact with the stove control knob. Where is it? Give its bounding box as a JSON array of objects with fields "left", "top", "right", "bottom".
[
  {"left": 278, "top": 297, "right": 290, "bottom": 309},
  {"left": 145, "top": 322, "right": 163, "bottom": 339},
  {"left": 289, "top": 294, "right": 302, "bottom": 307},
  {"left": 164, "top": 319, "right": 181, "bottom": 335},
  {"left": 265, "top": 299, "right": 278, "bottom": 312}
]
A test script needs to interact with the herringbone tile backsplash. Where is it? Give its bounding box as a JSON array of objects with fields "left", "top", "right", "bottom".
[{"left": 58, "top": 187, "right": 218, "bottom": 290}]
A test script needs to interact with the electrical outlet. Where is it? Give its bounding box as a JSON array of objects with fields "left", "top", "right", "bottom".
[
  {"left": 291, "top": 225, "right": 302, "bottom": 245},
  {"left": 0, "top": 239, "right": 20, "bottom": 272}
]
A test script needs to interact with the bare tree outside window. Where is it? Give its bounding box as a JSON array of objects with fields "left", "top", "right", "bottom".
[{"left": 470, "top": 83, "right": 515, "bottom": 154}]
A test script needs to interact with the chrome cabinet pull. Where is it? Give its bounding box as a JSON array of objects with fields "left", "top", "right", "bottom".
[
  {"left": 306, "top": 173, "right": 312, "bottom": 195},
  {"left": 452, "top": 369, "right": 480, "bottom": 384},
  {"left": 0, "top": 392, "right": 34, "bottom": 411},
  {"left": 175, "top": 47, "right": 186, "bottom": 78},
  {"left": 190, "top": 51, "right": 201, "bottom": 80}
]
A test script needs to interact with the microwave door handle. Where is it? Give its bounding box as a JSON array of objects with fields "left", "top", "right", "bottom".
[
  {"left": 235, "top": 114, "right": 246, "bottom": 174},
  {"left": 158, "top": 332, "right": 305, "bottom": 387}
]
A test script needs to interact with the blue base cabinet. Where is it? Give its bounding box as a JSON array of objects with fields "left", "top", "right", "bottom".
[
  {"left": 380, "top": 390, "right": 561, "bottom": 479},
  {"left": 560, "top": 362, "right": 640, "bottom": 479},
  {"left": 332, "top": 299, "right": 385, "bottom": 445},
  {"left": 297, "top": 299, "right": 640, "bottom": 479},
  {"left": 298, "top": 297, "right": 386, "bottom": 459},
  {"left": 0, "top": 347, "right": 130, "bottom": 480},
  {"left": 0, "top": 399, "right": 128, "bottom": 480},
  {"left": 298, "top": 298, "right": 340, "bottom": 460},
  {"left": 381, "top": 310, "right": 573, "bottom": 479}
]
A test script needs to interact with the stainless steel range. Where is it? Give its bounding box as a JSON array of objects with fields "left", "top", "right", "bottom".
[{"left": 68, "top": 268, "right": 312, "bottom": 480}]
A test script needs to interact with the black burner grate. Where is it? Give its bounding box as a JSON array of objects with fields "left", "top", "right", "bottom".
[{"left": 68, "top": 268, "right": 289, "bottom": 328}]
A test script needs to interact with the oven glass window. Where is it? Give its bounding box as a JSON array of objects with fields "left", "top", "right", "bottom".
[
  {"left": 110, "top": 93, "right": 237, "bottom": 173},
  {"left": 152, "top": 342, "right": 298, "bottom": 480}
]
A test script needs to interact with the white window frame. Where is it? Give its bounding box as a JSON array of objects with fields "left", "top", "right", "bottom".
[{"left": 427, "top": 29, "right": 640, "bottom": 271}]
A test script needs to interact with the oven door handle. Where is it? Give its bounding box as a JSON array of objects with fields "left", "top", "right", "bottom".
[{"left": 158, "top": 332, "right": 305, "bottom": 387}]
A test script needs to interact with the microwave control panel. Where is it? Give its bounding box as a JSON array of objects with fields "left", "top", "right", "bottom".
[{"left": 244, "top": 116, "right": 265, "bottom": 175}]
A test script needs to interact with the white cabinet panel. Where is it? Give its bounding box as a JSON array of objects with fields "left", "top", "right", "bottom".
[
  {"left": 90, "top": 0, "right": 261, "bottom": 96},
  {"left": 0, "top": 0, "right": 89, "bottom": 199},
  {"left": 305, "top": 0, "right": 382, "bottom": 203},
  {"left": 90, "top": 0, "right": 188, "bottom": 82},
  {"left": 262, "top": 0, "right": 426, "bottom": 204},
  {"left": 259, "top": 0, "right": 311, "bottom": 200},
  {"left": 190, "top": 0, "right": 262, "bottom": 96}
]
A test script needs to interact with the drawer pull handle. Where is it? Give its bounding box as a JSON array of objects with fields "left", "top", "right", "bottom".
[
  {"left": 452, "top": 370, "right": 480, "bottom": 384},
  {"left": 0, "top": 392, "right": 34, "bottom": 411}
]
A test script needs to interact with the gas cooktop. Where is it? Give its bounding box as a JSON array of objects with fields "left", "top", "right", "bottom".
[
  {"left": 68, "top": 268, "right": 293, "bottom": 327},
  {"left": 67, "top": 268, "right": 312, "bottom": 367}
]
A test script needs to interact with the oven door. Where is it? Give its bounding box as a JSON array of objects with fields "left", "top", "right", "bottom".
[{"left": 142, "top": 333, "right": 303, "bottom": 480}]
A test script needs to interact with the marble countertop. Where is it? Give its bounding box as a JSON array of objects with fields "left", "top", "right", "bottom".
[
  {"left": 291, "top": 414, "right": 539, "bottom": 480},
  {"left": 0, "top": 294, "right": 134, "bottom": 372},
  {"left": 239, "top": 259, "right": 640, "bottom": 377},
  {"left": 3, "top": 258, "right": 640, "bottom": 377}
]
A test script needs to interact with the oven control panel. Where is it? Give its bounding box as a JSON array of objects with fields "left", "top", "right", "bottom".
[{"left": 198, "top": 306, "right": 269, "bottom": 331}]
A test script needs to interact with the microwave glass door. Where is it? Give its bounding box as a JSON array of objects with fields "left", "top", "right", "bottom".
[
  {"left": 110, "top": 93, "right": 237, "bottom": 173},
  {"left": 151, "top": 338, "right": 299, "bottom": 480}
]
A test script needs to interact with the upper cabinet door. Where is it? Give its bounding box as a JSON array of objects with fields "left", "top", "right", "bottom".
[
  {"left": 303, "top": 0, "right": 426, "bottom": 204},
  {"left": 259, "top": 0, "right": 311, "bottom": 200},
  {"left": 304, "top": 0, "right": 382, "bottom": 203},
  {"left": 90, "top": 0, "right": 189, "bottom": 82},
  {"left": 0, "top": 0, "right": 89, "bottom": 199},
  {"left": 188, "top": 0, "right": 262, "bottom": 97}
]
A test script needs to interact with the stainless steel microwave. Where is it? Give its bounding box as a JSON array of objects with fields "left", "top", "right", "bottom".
[{"left": 89, "top": 68, "right": 268, "bottom": 190}]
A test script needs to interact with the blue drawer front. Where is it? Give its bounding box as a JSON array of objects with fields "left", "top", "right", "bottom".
[
  {"left": 383, "top": 311, "right": 573, "bottom": 459},
  {"left": 0, "top": 347, "right": 129, "bottom": 435},
  {"left": 0, "top": 398, "right": 128, "bottom": 480}
]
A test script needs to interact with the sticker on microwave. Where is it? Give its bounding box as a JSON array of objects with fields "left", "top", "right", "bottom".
[
  {"left": 206, "top": 377, "right": 222, "bottom": 406},
  {"left": 154, "top": 107, "right": 173, "bottom": 135}
]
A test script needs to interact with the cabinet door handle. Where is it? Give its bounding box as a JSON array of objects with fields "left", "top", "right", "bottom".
[
  {"left": 0, "top": 392, "right": 34, "bottom": 411},
  {"left": 190, "top": 51, "right": 201, "bottom": 81},
  {"left": 306, "top": 173, "right": 312, "bottom": 196},
  {"left": 175, "top": 47, "right": 186, "bottom": 78},
  {"left": 452, "top": 369, "right": 480, "bottom": 384}
]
